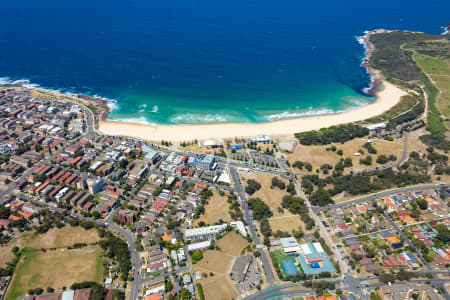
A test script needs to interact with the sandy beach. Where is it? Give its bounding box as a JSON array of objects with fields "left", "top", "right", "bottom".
[{"left": 98, "top": 80, "right": 407, "bottom": 141}]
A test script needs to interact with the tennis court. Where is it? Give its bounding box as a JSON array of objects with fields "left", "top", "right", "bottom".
[{"left": 281, "top": 259, "right": 298, "bottom": 276}]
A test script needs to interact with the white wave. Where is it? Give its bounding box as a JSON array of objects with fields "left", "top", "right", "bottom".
[
  {"left": 170, "top": 113, "right": 230, "bottom": 123},
  {"left": 151, "top": 105, "right": 159, "bottom": 113},
  {"left": 355, "top": 31, "right": 376, "bottom": 95},
  {"left": 113, "top": 116, "right": 156, "bottom": 125},
  {"left": 0, "top": 76, "right": 124, "bottom": 115},
  {"left": 138, "top": 109, "right": 144, "bottom": 112},
  {"left": 88, "top": 93, "right": 119, "bottom": 112},
  {"left": 0, "top": 77, "right": 11, "bottom": 85},
  {"left": 138, "top": 104, "right": 147, "bottom": 109},
  {"left": 345, "top": 97, "right": 371, "bottom": 106},
  {"left": 264, "top": 108, "right": 338, "bottom": 121},
  {"left": 0, "top": 77, "right": 39, "bottom": 88}
]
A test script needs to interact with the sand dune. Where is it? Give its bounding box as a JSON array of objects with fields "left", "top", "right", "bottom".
[{"left": 98, "top": 80, "right": 406, "bottom": 141}]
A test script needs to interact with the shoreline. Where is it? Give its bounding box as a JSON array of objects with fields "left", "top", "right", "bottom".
[
  {"left": 97, "top": 80, "right": 406, "bottom": 141},
  {"left": 1, "top": 29, "right": 408, "bottom": 141},
  {"left": 98, "top": 29, "right": 407, "bottom": 141}
]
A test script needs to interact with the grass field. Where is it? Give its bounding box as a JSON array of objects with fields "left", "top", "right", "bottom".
[
  {"left": 196, "top": 250, "right": 233, "bottom": 274},
  {"left": 194, "top": 189, "right": 232, "bottom": 225},
  {"left": 201, "top": 276, "right": 239, "bottom": 300},
  {"left": 23, "top": 225, "right": 100, "bottom": 249},
  {"left": 287, "top": 137, "right": 405, "bottom": 174},
  {"left": 216, "top": 232, "right": 248, "bottom": 256},
  {"left": 269, "top": 215, "right": 309, "bottom": 235},
  {"left": 416, "top": 54, "right": 450, "bottom": 128},
  {"left": 240, "top": 172, "right": 291, "bottom": 217},
  {"left": 0, "top": 243, "right": 16, "bottom": 268},
  {"left": 412, "top": 42, "right": 450, "bottom": 130},
  {"left": 5, "top": 246, "right": 103, "bottom": 300},
  {"left": 196, "top": 244, "right": 239, "bottom": 300},
  {"left": 271, "top": 250, "right": 295, "bottom": 265}
]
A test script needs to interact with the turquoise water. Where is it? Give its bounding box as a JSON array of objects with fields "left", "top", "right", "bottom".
[{"left": 0, "top": 0, "right": 448, "bottom": 124}]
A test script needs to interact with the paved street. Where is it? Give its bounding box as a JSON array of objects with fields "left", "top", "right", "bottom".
[
  {"left": 2, "top": 96, "right": 449, "bottom": 300},
  {"left": 313, "top": 184, "right": 449, "bottom": 212},
  {"left": 229, "top": 167, "right": 276, "bottom": 287}
]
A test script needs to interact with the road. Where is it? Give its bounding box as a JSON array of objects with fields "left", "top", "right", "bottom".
[
  {"left": 383, "top": 212, "right": 433, "bottom": 270},
  {"left": 4, "top": 97, "right": 449, "bottom": 299},
  {"left": 293, "top": 180, "right": 350, "bottom": 274},
  {"left": 313, "top": 183, "right": 449, "bottom": 212},
  {"left": 229, "top": 167, "right": 275, "bottom": 287},
  {"left": 340, "top": 216, "right": 450, "bottom": 240},
  {"left": 243, "top": 270, "right": 450, "bottom": 300}
]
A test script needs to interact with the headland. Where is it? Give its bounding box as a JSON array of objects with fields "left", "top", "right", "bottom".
[{"left": 1, "top": 29, "right": 408, "bottom": 142}]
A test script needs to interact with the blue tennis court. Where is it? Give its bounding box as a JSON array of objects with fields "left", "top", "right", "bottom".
[{"left": 281, "top": 260, "right": 298, "bottom": 276}]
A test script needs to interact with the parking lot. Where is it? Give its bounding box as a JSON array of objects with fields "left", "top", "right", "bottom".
[{"left": 235, "top": 259, "right": 260, "bottom": 293}]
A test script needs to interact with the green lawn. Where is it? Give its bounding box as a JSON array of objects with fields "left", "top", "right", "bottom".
[
  {"left": 414, "top": 53, "right": 450, "bottom": 75},
  {"left": 430, "top": 75, "right": 450, "bottom": 121},
  {"left": 413, "top": 49, "right": 450, "bottom": 130},
  {"left": 271, "top": 250, "right": 295, "bottom": 265}
]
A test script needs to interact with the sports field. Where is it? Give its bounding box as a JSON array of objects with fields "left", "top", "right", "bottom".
[
  {"left": 4, "top": 226, "right": 104, "bottom": 299},
  {"left": 5, "top": 246, "right": 103, "bottom": 300}
]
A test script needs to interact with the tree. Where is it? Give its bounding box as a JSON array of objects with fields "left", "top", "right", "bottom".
[
  {"left": 344, "top": 157, "right": 353, "bottom": 167},
  {"left": 247, "top": 198, "right": 272, "bottom": 220},
  {"left": 271, "top": 177, "right": 286, "bottom": 190},
  {"left": 293, "top": 161, "right": 304, "bottom": 169},
  {"left": 295, "top": 124, "right": 369, "bottom": 145},
  {"left": 245, "top": 179, "right": 261, "bottom": 195},
  {"left": 376, "top": 155, "right": 389, "bottom": 164},
  {"left": 286, "top": 183, "right": 296, "bottom": 195},
  {"left": 180, "top": 288, "right": 191, "bottom": 299},
  {"left": 309, "top": 189, "right": 333, "bottom": 206},
  {"left": 191, "top": 251, "right": 203, "bottom": 261},
  {"left": 0, "top": 206, "right": 11, "bottom": 219},
  {"left": 416, "top": 198, "right": 428, "bottom": 210},
  {"left": 293, "top": 230, "right": 303, "bottom": 239},
  {"left": 379, "top": 273, "right": 396, "bottom": 283},
  {"left": 396, "top": 271, "right": 416, "bottom": 281},
  {"left": 259, "top": 218, "right": 272, "bottom": 237},
  {"left": 436, "top": 224, "right": 450, "bottom": 243},
  {"left": 165, "top": 279, "right": 173, "bottom": 292},
  {"left": 360, "top": 155, "right": 372, "bottom": 165}
]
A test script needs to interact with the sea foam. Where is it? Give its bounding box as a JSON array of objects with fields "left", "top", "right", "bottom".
[
  {"left": 169, "top": 113, "right": 231, "bottom": 124},
  {"left": 264, "top": 108, "right": 338, "bottom": 121}
]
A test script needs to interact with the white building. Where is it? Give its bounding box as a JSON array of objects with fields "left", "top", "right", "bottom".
[
  {"left": 230, "top": 221, "right": 247, "bottom": 237},
  {"left": 281, "top": 237, "right": 301, "bottom": 254},
  {"left": 185, "top": 221, "right": 247, "bottom": 242},
  {"left": 177, "top": 249, "right": 186, "bottom": 262},
  {"left": 185, "top": 224, "right": 227, "bottom": 242},
  {"left": 367, "top": 123, "right": 386, "bottom": 131},
  {"left": 187, "top": 240, "right": 211, "bottom": 252}
]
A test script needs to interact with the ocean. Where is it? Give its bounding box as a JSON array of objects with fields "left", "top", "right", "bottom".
[{"left": 0, "top": 0, "right": 448, "bottom": 124}]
